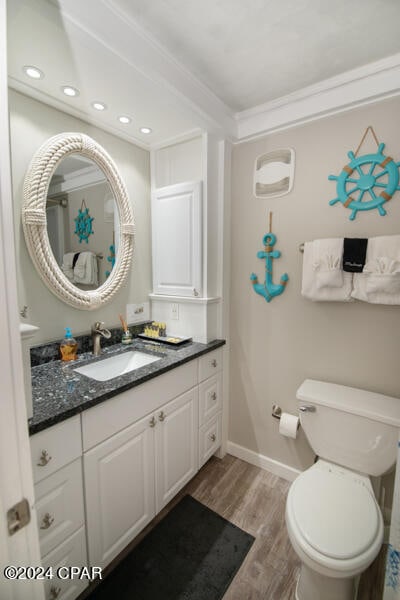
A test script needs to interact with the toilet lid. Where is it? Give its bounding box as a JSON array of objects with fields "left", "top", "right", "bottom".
[{"left": 290, "top": 466, "right": 380, "bottom": 560}]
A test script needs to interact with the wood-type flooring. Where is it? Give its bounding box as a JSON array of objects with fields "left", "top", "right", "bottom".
[{"left": 80, "top": 453, "right": 386, "bottom": 600}]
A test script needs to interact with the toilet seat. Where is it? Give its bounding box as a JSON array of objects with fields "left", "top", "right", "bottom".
[{"left": 286, "top": 460, "right": 383, "bottom": 578}]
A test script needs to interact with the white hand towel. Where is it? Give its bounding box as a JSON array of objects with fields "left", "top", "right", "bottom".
[
  {"left": 312, "top": 238, "right": 344, "bottom": 289},
  {"left": 301, "top": 241, "right": 353, "bottom": 301},
  {"left": 61, "top": 252, "right": 75, "bottom": 281},
  {"left": 352, "top": 235, "right": 400, "bottom": 304},
  {"left": 73, "top": 252, "right": 98, "bottom": 286}
]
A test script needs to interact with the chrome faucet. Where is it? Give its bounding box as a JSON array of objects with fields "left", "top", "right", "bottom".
[{"left": 91, "top": 321, "right": 111, "bottom": 356}]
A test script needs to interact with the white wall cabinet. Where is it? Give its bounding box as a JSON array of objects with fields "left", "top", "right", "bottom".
[
  {"left": 30, "top": 350, "right": 223, "bottom": 598},
  {"left": 151, "top": 181, "right": 202, "bottom": 297}
]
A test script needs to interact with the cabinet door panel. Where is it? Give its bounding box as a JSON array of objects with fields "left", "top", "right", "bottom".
[
  {"left": 155, "top": 388, "right": 198, "bottom": 512},
  {"left": 152, "top": 181, "right": 202, "bottom": 296},
  {"left": 84, "top": 415, "right": 155, "bottom": 569}
]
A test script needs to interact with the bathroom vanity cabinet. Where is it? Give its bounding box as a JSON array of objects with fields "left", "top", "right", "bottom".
[{"left": 29, "top": 346, "right": 223, "bottom": 599}]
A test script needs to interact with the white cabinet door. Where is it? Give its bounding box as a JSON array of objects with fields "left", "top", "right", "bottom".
[
  {"left": 84, "top": 414, "right": 155, "bottom": 569},
  {"left": 152, "top": 181, "right": 202, "bottom": 297},
  {"left": 155, "top": 387, "right": 198, "bottom": 512}
]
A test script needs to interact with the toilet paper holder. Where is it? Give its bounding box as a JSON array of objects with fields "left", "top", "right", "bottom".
[
  {"left": 272, "top": 404, "right": 282, "bottom": 420},
  {"left": 272, "top": 403, "right": 315, "bottom": 419}
]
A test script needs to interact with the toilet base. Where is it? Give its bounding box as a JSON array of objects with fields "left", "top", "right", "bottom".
[{"left": 296, "top": 563, "right": 356, "bottom": 600}]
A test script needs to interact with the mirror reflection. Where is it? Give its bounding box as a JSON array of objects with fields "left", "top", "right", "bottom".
[{"left": 46, "top": 154, "right": 119, "bottom": 290}]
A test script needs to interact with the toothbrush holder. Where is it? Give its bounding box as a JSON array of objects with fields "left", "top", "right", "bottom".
[{"left": 121, "top": 330, "right": 132, "bottom": 344}]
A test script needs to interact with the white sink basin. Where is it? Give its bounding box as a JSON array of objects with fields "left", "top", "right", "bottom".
[{"left": 74, "top": 351, "right": 161, "bottom": 381}]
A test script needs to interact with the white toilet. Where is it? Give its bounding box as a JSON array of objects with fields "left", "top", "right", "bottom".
[{"left": 285, "top": 379, "right": 400, "bottom": 600}]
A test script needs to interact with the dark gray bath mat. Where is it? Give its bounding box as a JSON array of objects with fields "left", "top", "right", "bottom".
[{"left": 88, "top": 494, "right": 254, "bottom": 600}]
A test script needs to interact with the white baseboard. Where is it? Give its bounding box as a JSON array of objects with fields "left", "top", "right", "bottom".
[{"left": 227, "top": 441, "right": 301, "bottom": 482}]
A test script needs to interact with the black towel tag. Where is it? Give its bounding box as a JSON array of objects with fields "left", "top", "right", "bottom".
[
  {"left": 72, "top": 252, "right": 81, "bottom": 269},
  {"left": 343, "top": 238, "right": 368, "bottom": 272}
]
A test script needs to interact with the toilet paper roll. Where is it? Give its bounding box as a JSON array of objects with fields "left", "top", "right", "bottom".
[{"left": 279, "top": 412, "right": 299, "bottom": 439}]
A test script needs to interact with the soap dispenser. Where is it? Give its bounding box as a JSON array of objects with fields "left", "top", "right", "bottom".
[{"left": 60, "top": 327, "right": 78, "bottom": 361}]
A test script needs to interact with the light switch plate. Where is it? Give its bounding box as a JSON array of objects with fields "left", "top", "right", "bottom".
[
  {"left": 171, "top": 303, "right": 179, "bottom": 320},
  {"left": 126, "top": 302, "right": 150, "bottom": 324}
]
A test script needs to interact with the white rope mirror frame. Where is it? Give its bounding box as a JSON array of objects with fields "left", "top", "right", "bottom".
[{"left": 22, "top": 132, "right": 135, "bottom": 310}]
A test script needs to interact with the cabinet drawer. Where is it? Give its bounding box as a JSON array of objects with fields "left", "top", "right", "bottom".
[
  {"left": 199, "top": 413, "right": 222, "bottom": 468},
  {"left": 198, "top": 372, "right": 222, "bottom": 426},
  {"left": 42, "top": 527, "right": 88, "bottom": 600},
  {"left": 35, "top": 459, "right": 85, "bottom": 558},
  {"left": 198, "top": 348, "right": 222, "bottom": 382},
  {"left": 31, "top": 416, "right": 82, "bottom": 484}
]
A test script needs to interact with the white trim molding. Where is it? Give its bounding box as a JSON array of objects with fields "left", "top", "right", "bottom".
[
  {"left": 149, "top": 293, "right": 220, "bottom": 305},
  {"left": 227, "top": 441, "right": 301, "bottom": 483},
  {"left": 236, "top": 53, "right": 400, "bottom": 142}
]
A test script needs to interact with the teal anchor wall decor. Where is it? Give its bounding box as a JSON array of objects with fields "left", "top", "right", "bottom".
[{"left": 250, "top": 212, "right": 288, "bottom": 302}]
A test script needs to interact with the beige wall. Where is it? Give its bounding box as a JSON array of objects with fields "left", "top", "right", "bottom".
[
  {"left": 230, "top": 97, "right": 400, "bottom": 473},
  {"left": 9, "top": 90, "right": 151, "bottom": 343}
]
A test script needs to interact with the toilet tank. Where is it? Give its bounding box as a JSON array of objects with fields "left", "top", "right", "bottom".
[{"left": 297, "top": 379, "right": 400, "bottom": 476}]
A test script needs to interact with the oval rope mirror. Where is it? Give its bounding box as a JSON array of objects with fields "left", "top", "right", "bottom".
[{"left": 22, "top": 132, "right": 135, "bottom": 310}]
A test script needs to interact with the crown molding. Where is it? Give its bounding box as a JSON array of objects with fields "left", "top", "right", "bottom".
[
  {"left": 235, "top": 53, "right": 400, "bottom": 142},
  {"left": 150, "top": 128, "right": 203, "bottom": 151},
  {"left": 54, "top": 0, "right": 236, "bottom": 139}
]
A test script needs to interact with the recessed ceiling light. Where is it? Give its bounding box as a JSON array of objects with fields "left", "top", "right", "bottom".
[
  {"left": 118, "top": 116, "right": 131, "bottom": 124},
  {"left": 62, "top": 86, "right": 79, "bottom": 97},
  {"left": 92, "top": 101, "right": 107, "bottom": 111},
  {"left": 23, "top": 65, "right": 44, "bottom": 80},
  {"left": 140, "top": 127, "right": 152, "bottom": 134}
]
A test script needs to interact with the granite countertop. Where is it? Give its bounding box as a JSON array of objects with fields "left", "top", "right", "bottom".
[{"left": 29, "top": 338, "right": 225, "bottom": 436}]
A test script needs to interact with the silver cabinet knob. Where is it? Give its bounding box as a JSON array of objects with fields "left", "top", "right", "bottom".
[
  {"left": 211, "top": 359, "right": 217, "bottom": 368},
  {"left": 299, "top": 405, "right": 316, "bottom": 413},
  {"left": 40, "top": 513, "right": 54, "bottom": 530},
  {"left": 149, "top": 416, "right": 156, "bottom": 428},
  {"left": 158, "top": 411, "right": 165, "bottom": 422},
  {"left": 209, "top": 433, "right": 216, "bottom": 442},
  {"left": 37, "top": 450, "right": 52, "bottom": 467},
  {"left": 211, "top": 392, "right": 217, "bottom": 401},
  {"left": 49, "top": 586, "right": 61, "bottom": 599}
]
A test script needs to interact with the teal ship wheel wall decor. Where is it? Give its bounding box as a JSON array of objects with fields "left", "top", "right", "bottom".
[
  {"left": 328, "top": 126, "right": 400, "bottom": 221},
  {"left": 250, "top": 212, "right": 288, "bottom": 302},
  {"left": 74, "top": 199, "right": 94, "bottom": 243}
]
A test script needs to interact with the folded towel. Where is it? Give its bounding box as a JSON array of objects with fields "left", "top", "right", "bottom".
[
  {"left": 312, "top": 238, "right": 344, "bottom": 289},
  {"left": 352, "top": 235, "right": 400, "bottom": 304},
  {"left": 301, "top": 241, "right": 353, "bottom": 301},
  {"left": 61, "top": 252, "right": 75, "bottom": 281},
  {"left": 343, "top": 238, "right": 368, "bottom": 272},
  {"left": 73, "top": 252, "right": 98, "bottom": 286}
]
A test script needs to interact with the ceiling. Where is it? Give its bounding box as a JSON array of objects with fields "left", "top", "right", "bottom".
[
  {"left": 7, "top": 0, "right": 400, "bottom": 147},
  {"left": 111, "top": 0, "right": 400, "bottom": 111}
]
